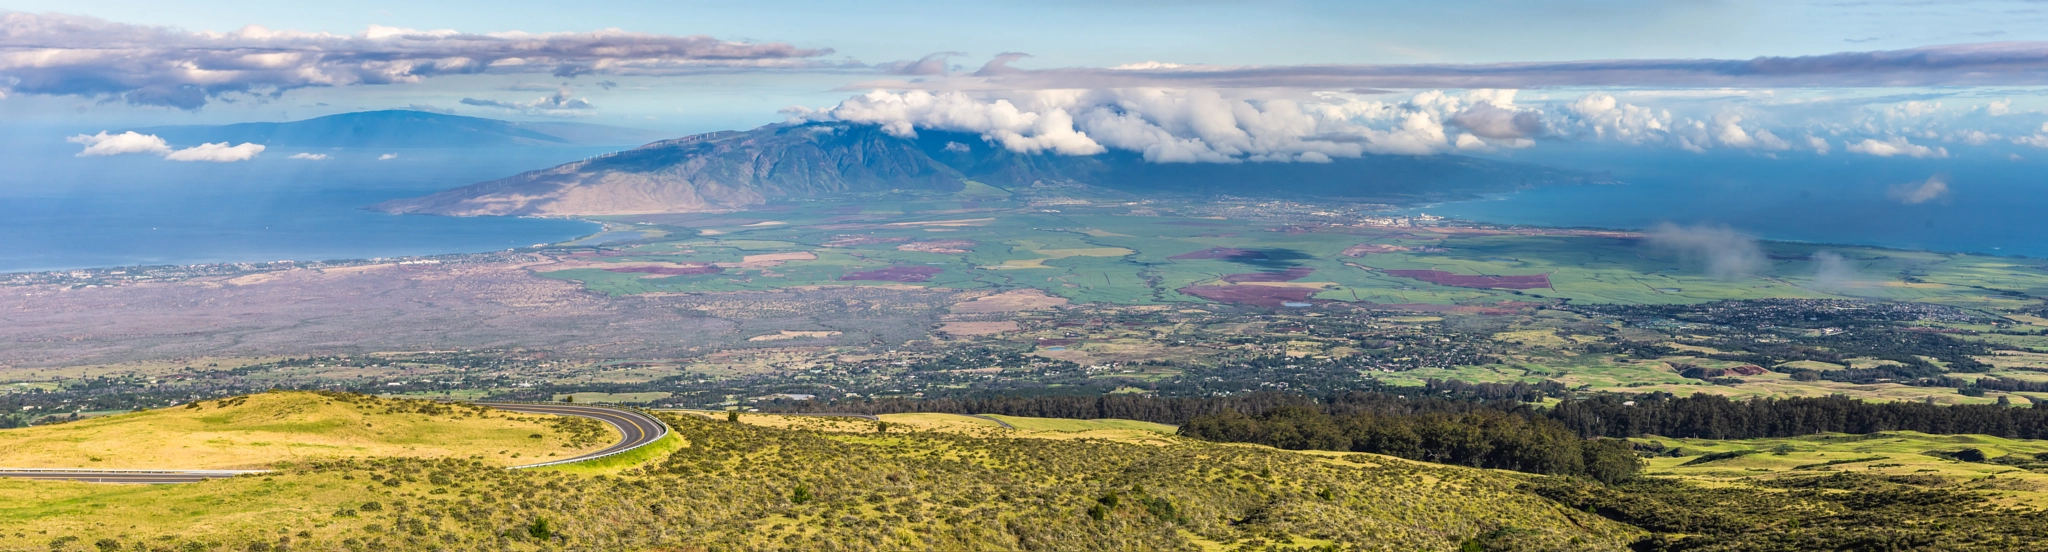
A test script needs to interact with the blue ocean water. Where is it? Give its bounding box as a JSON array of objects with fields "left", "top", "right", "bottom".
[
  {"left": 0, "top": 133, "right": 613, "bottom": 273},
  {"left": 1413, "top": 145, "right": 2048, "bottom": 258}
]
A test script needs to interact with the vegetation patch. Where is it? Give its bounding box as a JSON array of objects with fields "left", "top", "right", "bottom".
[{"left": 0, "top": 392, "right": 614, "bottom": 469}]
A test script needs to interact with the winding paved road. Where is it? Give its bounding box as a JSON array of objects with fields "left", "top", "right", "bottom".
[{"left": 0, "top": 402, "right": 669, "bottom": 484}]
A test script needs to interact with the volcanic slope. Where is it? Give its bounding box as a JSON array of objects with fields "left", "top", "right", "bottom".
[
  {"left": 376, "top": 122, "right": 1599, "bottom": 216},
  {"left": 0, "top": 407, "right": 1640, "bottom": 551},
  {"left": 0, "top": 392, "right": 616, "bottom": 470}
]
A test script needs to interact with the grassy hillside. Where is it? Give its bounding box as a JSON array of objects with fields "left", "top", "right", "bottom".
[
  {"left": 3, "top": 409, "right": 1640, "bottom": 551},
  {"left": 0, "top": 392, "right": 615, "bottom": 469},
  {"left": 1637, "top": 431, "right": 2048, "bottom": 507}
]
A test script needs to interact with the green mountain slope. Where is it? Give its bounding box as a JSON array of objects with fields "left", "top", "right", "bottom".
[{"left": 2, "top": 405, "right": 1638, "bottom": 551}]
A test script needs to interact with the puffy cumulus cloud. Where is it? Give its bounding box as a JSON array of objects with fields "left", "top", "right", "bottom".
[
  {"left": 1708, "top": 113, "right": 1790, "bottom": 150},
  {"left": 66, "top": 131, "right": 171, "bottom": 156},
  {"left": 0, "top": 12, "right": 835, "bottom": 109},
  {"left": 1645, "top": 223, "right": 1768, "bottom": 280},
  {"left": 1448, "top": 102, "right": 1541, "bottom": 140},
  {"left": 164, "top": 142, "right": 265, "bottom": 162},
  {"left": 1984, "top": 99, "right": 2013, "bottom": 116},
  {"left": 1845, "top": 136, "right": 1949, "bottom": 158},
  {"left": 288, "top": 152, "right": 330, "bottom": 160},
  {"left": 795, "top": 88, "right": 1545, "bottom": 163},
  {"left": 66, "top": 130, "right": 263, "bottom": 161},
  {"left": 1806, "top": 135, "right": 1832, "bottom": 154},
  {"left": 460, "top": 87, "right": 594, "bottom": 117},
  {"left": 1553, "top": 94, "right": 1806, "bottom": 153},
  {"left": 2015, "top": 122, "right": 2048, "bottom": 148},
  {"left": 1883, "top": 100, "right": 1942, "bottom": 119},
  {"left": 1563, "top": 93, "right": 1670, "bottom": 144},
  {"left": 1887, "top": 176, "right": 1951, "bottom": 205}
]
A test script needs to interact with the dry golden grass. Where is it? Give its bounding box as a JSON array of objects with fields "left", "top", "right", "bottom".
[{"left": 0, "top": 392, "right": 614, "bottom": 470}]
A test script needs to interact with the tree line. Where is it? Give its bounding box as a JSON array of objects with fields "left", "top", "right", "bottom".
[
  {"left": 772, "top": 386, "right": 2048, "bottom": 443},
  {"left": 1177, "top": 406, "right": 1641, "bottom": 483}
]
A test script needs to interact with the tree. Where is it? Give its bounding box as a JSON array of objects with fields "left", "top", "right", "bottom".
[
  {"left": 727, "top": 410, "right": 740, "bottom": 423},
  {"left": 791, "top": 485, "right": 812, "bottom": 504},
  {"left": 527, "top": 517, "right": 554, "bottom": 540}
]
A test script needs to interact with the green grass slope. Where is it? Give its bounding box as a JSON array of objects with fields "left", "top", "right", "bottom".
[{"left": 3, "top": 411, "right": 1639, "bottom": 551}]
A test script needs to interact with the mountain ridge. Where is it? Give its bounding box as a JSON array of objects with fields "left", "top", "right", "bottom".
[{"left": 375, "top": 122, "right": 1605, "bottom": 216}]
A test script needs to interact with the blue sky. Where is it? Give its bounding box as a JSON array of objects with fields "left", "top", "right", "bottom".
[{"left": 7, "top": 0, "right": 2048, "bottom": 163}]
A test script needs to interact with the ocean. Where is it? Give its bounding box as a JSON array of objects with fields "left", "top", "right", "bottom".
[
  {"left": 1412, "top": 145, "right": 2048, "bottom": 258},
  {"left": 0, "top": 134, "right": 610, "bottom": 273}
]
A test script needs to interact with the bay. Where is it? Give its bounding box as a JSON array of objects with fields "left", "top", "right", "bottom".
[{"left": 0, "top": 133, "right": 615, "bottom": 273}]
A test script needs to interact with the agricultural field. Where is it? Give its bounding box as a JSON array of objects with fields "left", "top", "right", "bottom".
[{"left": 534, "top": 194, "right": 2048, "bottom": 314}]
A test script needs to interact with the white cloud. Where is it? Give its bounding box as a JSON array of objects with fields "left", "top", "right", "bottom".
[
  {"left": 1805, "top": 135, "right": 1831, "bottom": 154},
  {"left": 2014, "top": 122, "right": 2048, "bottom": 148},
  {"left": 378, "top": 153, "right": 399, "bottom": 161},
  {"left": 1886, "top": 176, "right": 1951, "bottom": 205},
  {"left": 163, "top": 142, "right": 265, "bottom": 162},
  {"left": 67, "top": 131, "right": 261, "bottom": 162},
  {"left": 460, "top": 87, "right": 595, "bottom": 117},
  {"left": 1710, "top": 113, "right": 1789, "bottom": 150},
  {"left": 1564, "top": 93, "right": 1670, "bottom": 144},
  {"left": 1646, "top": 223, "right": 1767, "bottom": 280},
  {"left": 289, "top": 153, "right": 330, "bottom": 160},
  {"left": 796, "top": 88, "right": 1559, "bottom": 163},
  {"left": 1984, "top": 99, "right": 2012, "bottom": 116},
  {"left": 1883, "top": 100, "right": 1941, "bottom": 119},
  {"left": 1845, "top": 136, "right": 1948, "bottom": 158},
  {"left": 1949, "top": 130, "right": 1997, "bottom": 145},
  {"left": 66, "top": 131, "right": 172, "bottom": 156}
]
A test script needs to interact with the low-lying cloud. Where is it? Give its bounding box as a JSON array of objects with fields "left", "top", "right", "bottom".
[
  {"left": 0, "top": 12, "right": 835, "bottom": 109},
  {"left": 1810, "top": 251, "right": 1861, "bottom": 292},
  {"left": 460, "top": 87, "right": 594, "bottom": 117},
  {"left": 67, "top": 131, "right": 264, "bottom": 162},
  {"left": 1645, "top": 223, "right": 1767, "bottom": 280},
  {"left": 1887, "top": 176, "right": 1952, "bottom": 205},
  {"left": 163, "top": 142, "right": 265, "bottom": 162},
  {"left": 67, "top": 131, "right": 171, "bottom": 156},
  {"left": 1846, "top": 137, "right": 1949, "bottom": 158}
]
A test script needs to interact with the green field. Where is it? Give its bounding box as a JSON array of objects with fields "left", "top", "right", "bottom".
[{"left": 536, "top": 197, "right": 2048, "bottom": 313}]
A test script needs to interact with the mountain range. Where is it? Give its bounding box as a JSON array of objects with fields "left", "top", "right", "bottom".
[
  {"left": 376, "top": 122, "right": 1604, "bottom": 216},
  {"left": 137, "top": 110, "right": 672, "bottom": 148}
]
